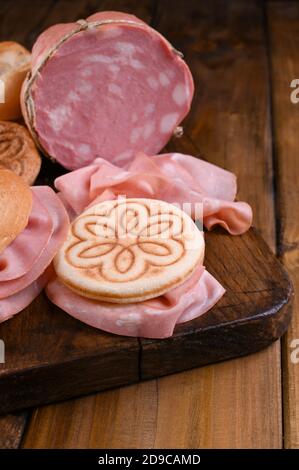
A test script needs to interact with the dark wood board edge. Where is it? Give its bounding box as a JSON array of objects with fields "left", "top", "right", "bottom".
[
  {"left": 140, "top": 224, "right": 294, "bottom": 378},
  {"left": 0, "top": 0, "right": 157, "bottom": 447},
  {"left": 140, "top": 295, "right": 293, "bottom": 380},
  {"left": 0, "top": 299, "right": 292, "bottom": 416},
  {"left": 0, "top": 0, "right": 296, "bottom": 444},
  {"left": 0, "top": 224, "right": 294, "bottom": 416},
  {"left": 15, "top": 2, "right": 290, "bottom": 450},
  {"left": 0, "top": 412, "right": 28, "bottom": 449},
  {"left": 0, "top": 343, "right": 140, "bottom": 415},
  {"left": 0, "top": 272, "right": 293, "bottom": 416}
]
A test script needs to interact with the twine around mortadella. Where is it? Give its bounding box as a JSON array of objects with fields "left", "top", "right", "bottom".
[{"left": 23, "top": 17, "right": 185, "bottom": 159}]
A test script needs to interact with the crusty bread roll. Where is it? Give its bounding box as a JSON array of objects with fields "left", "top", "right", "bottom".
[
  {"left": 0, "top": 120, "right": 41, "bottom": 184},
  {"left": 0, "top": 41, "right": 31, "bottom": 120},
  {"left": 0, "top": 169, "right": 32, "bottom": 254}
]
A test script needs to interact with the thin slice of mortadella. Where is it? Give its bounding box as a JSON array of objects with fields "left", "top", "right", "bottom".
[
  {"left": 55, "top": 152, "right": 253, "bottom": 235},
  {"left": 55, "top": 163, "right": 100, "bottom": 214},
  {"left": 0, "top": 267, "right": 52, "bottom": 323},
  {"left": 176, "top": 269, "right": 225, "bottom": 323},
  {"left": 0, "top": 187, "right": 69, "bottom": 299},
  {"left": 46, "top": 266, "right": 225, "bottom": 339},
  {"left": 202, "top": 198, "right": 253, "bottom": 236},
  {"left": 129, "top": 153, "right": 252, "bottom": 232},
  {"left": 131, "top": 152, "right": 238, "bottom": 201},
  {"left": 0, "top": 187, "right": 54, "bottom": 281}
]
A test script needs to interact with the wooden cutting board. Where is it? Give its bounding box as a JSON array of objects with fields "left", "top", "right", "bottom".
[{"left": 0, "top": 225, "right": 293, "bottom": 415}]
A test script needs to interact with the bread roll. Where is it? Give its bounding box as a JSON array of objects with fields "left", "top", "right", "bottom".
[
  {"left": 0, "top": 120, "right": 41, "bottom": 184},
  {"left": 0, "top": 169, "right": 32, "bottom": 254},
  {"left": 0, "top": 41, "right": 31, "bottom": 120}
]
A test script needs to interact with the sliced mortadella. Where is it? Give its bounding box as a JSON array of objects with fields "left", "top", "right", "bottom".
[
  {"left": 0, "top": 187, "right": 54, "bottom": 281},
  {"left": 46, "top": 266, "right": 225, "bottom": 339},
  {"left": 202, "top": 198, "right": 253, "bottom": 236},
  {"left": 57, "top": 191, "right": 77, "bottom": 221},
  {"left": 176, "top": 269, "right": 225, "bottom": 323},
  {"left": 55, "top": 163, "right": 100, "bottom": 214},
  {"left": 130, "top": 153, "right": 252, "bottom": 233},
  {"left": 54, "top": 159, "right": 164, "bottom": 215},
  {"left": 148, "top": 152, "right": 238, "bottom": 201},
  {"left": 0, "top": 267, "right": 52, "bottom": 323},
  {"left": 55, "top": 152, "right": 253, "bottom": 235},
  {"left": 0, "top": 187, "right": 69, "bottom": 299}
]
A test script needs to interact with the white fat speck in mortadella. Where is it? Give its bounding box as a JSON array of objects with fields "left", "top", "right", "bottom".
[
  {"left": 159, "top": 72, "right": 171, "bottom": 87},
  {"left": 108, "top": 83, "right": 123, "bottom": 97},
  {"left": 160, "top": 113, "right": 179, "bottom": 133},
  {"left": 172, "top": 83, "right": 188, "bottom": 106},
  {"left": 146, "top": 76, "right": 159, "bottom": 90},
  {"left": 142, "top": 122, "right": 155, "bottom": 139}
]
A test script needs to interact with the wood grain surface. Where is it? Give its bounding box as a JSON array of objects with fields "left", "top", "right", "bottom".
[
  {"left": 0, "top": 0, "right": 155, "bottom": 448},
  {"left": 0, "top": 0, "right": 297, "bottom": 449},
  {"left": 140, "top": 227, "right": 292, "bottom": 380},
  {"left": 0, "top": 224, "right": 291, "bottom": 415},
  {"left": 72, "top": 0, "right": 283, "bottom": 449},
  {"left": 267, "top": 1, "right": 299, "bottom": 449},
  {"left": 22, "top": 0, "right": 284, "bottom": 449}
]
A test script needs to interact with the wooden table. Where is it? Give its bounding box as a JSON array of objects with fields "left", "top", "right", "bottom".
[{"left": 0, "top": 0, "right": 298, "bottom": 449}]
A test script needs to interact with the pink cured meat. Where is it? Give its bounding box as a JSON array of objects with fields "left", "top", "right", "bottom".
[
  {"left": 0, "top": 188, "right": 54, "bottom": 281},
  {"left": 46, "top": 266, "right": 225, "bottom": 339},
  {"left": 0, "top": 268, "right": 52, "bottom": 323},
  {"left": 55, "top": 152, "right": 253, "bottom": 234},
  {"left": 0, "top": 187, "right": 69, "bottom": 299},
  {"left": 22, "top": 11, "right": 194, "bottom": 170}
]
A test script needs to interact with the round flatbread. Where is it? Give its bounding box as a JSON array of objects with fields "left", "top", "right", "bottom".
[
  {"left": 0, "top": 121, "right": 41, "bottom": 185},
  {"left": 54, "top": 198, "right": 205, "bottom": 303},
  {"left": 0, "top": 169, "right": 32, "bottom": 254}
]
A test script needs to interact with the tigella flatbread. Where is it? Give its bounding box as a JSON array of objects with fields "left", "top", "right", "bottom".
[
  {"left": 54, "top": 198, "right": 205, "bottom": 303},
  {"left": 48, "top": 197, "right": 227, "bottom": 338}
]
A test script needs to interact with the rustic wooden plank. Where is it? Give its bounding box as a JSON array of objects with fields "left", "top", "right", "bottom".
[
  {"left": 0, "top": 413, "right": 27, "bottom": 449},
  {"left": 19, "top": 0, "right": 157, "bottom": 449},
  {"left": 137, "top": 0, "right": 282, "bottom": 449},
  {"left": 21, "top": 341, "right": 282, "bottom": 448},
  {"left": 23, "top": 384, "right": 159, "bottom": 448},
  {"left": 140, "top": 227, "right": 292, "bottom": 380},
  {"left": 267, "top": 1, "right": 299, "bottom": 449},
  {"left": 0, "top": 278, "right": 140, "bottom": 415},
  {"left": 161, "top": 0, "right": 276, "bottom": 248},
  {"left": 0, "top": 224, "right": 291, "bottom": 416},
  {"left": 0, "top": 0, "right": 153, "bottom": 447},
  {"left": 0, "top": 0, "right": 58, "bottom": 448},
  {"left": 0, "top": 0, "right": 54, "bottom": 46},
  {"left": 0, "top": 0, "right": 151, "bottom": 52},
  {"left": 23, "top": 0, "right": 283, "bottom": 449}
]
